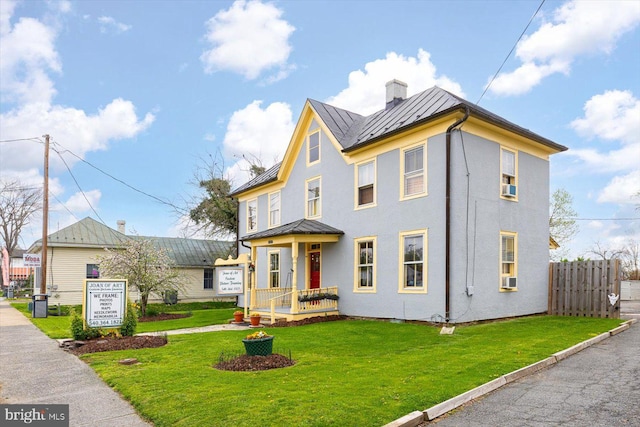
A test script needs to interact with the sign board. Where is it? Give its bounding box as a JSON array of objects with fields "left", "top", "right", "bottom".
[
  {"left": 22, "top": 253, "right": 41, "bottom": 267},
  {"left": 217, "top": 267, "right": 243, "bottom": 294},
  {"left": 84, "top": 280, "right": 127, "bottom": 328}
]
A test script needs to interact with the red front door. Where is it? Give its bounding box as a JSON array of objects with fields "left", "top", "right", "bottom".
[{"left": 309, "top": 251, "right": 320, "bottom": 289}]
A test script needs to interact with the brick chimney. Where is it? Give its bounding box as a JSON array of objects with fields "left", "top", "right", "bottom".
[
  {"left": 385, "top": 79, "right": 407, "bottom": 110},
  {"left": 117, "top": 220, "right": 126, "bottom": 234}
]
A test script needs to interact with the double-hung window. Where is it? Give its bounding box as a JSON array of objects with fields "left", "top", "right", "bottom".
[
  {"left": 203, "top": 268, "right": 214, "bottom": 289},
  {"left": 501, "top": 148, "right": 517, "bottom": 199},
  {"left": 403, "top": 145, "right": 425, "bottom": 198},
  {"left": 269, "top": 192, "right": 281, "bottom": 227},
  {"left": 306, "top": 177, "right": 321, "bottom": 218},
  {"left": 269, "top": 251, "right": 280, "bottom": 288},
  {"left": 86, "top": 264, "right": 100, "bottom": 279},
  {"left": 399, "top": 230, "right": 427, "bottom": 292},
  {"left": 308, "top": 131, "right": 320, "bottom": 164},
  {"left": 357, "top": 161, "right": 375, "bottom": 207},
  {"left": 500, "top": 232, "right": 517, "bottom": 290},
  {"left": 355, "top": 238, "right": 376, "bottom": 291},
  {"left": 247, "top": 199, "right": 257, "bottom": 233}
]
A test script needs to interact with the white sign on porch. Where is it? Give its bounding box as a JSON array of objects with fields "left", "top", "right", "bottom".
[
  {"left": 217, "top": 267, "right": 243, "bottom": 294},
  {"left": 84, "top": 280, "right": 127, "bottom": 328},
  {"left": 22, "top": 253, "right": 41, "bottom": 267}
]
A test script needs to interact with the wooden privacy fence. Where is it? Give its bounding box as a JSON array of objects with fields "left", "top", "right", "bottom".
[{"left": 549, "top": 259, "right": 621, "bottom": 318}]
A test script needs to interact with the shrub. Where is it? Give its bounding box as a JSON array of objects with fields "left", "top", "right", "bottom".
[
  {"left": 69, "top": 308, "right": 104, "bottom": 340},
  {"left": 120, "top": 301, "right": 138, "bottom": 337}
]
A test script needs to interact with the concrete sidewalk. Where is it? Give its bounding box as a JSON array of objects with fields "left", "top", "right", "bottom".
[{"left": 0, "top": 298, "right": 152, "bottom": 426}]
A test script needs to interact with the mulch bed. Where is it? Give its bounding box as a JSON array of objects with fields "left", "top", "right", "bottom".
[
  {"left": 270, "top": 314, "right": 347, "bottom": 327},
  {"left": 215, "top": 354, "right": 295, "bottom": 371},
  {"left": 138, "top": 313, "right": 190, "bottom": 322},
  {"left": 67, "top": 335, "right": 168, "bottom": 355}
]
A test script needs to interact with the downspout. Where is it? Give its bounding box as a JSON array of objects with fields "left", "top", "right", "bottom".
[{"left": 445, "top": 106, "right": 470, "bottom": 322}]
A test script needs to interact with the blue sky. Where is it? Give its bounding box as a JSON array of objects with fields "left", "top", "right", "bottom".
[{"left": 1, "top": 0, "right": 639, "bottom": 259}]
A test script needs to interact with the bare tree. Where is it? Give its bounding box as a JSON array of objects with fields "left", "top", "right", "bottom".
[
  {"left": 0, "top": 180, "right": 42, "bottom": 255},
  {"left": 588, "top": 241, "right": 626, "bottom": 261},
  {"left": 621, "top": 239, "right": 640, "bottom": 280},
  {"left": 97, "top": 237, "right": 185, "bottom": 317}
]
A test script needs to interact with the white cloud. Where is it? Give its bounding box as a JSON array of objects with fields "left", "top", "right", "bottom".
[
  {"left": 570, "top": 90, "right": 640, "bottom": 144},
  {"left": 489, "top": 0, "right": 640, "bottom": 96},
  {"left": 63, "top": 190, "right": 102, "bottom": 213},
  {"left": 567, "top": 90, "right": 640, "bottom": 174},
  {"left": 200, "top": 0, "right": 295, "bottom": 80},
  {"left": 97, "top": 16, "right": 132, "bottom": 34},
  {"left": 222, "top": 100, "right": 294, "bottom": 186},
  {"left": 597, "top": 170, "right": 640, "bottom": 204},
  {"left": 325, "top": 49, "right": 464, "bottom": 115}
]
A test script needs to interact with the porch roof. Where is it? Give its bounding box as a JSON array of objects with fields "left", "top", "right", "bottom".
[{"left": 240, "top": 219, "right": 344, "bottom": 242}]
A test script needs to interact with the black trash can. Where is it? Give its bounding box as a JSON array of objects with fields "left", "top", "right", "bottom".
[{"left": 32, "top": 294, "right": 49, "bottom": 318}]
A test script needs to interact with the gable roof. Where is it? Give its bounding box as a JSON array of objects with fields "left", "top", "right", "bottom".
[
  {"left": 30, "top": 217, "right": 128, "bottom": 249},
  {"left": 28, "top": 217, "right": 234, "bottom": 268},
  {"left": 240, "top": 219, "right": 344, "bottom": 241},
  {"left": 232, "top": 86, "right": 567, "bottom": 196}
]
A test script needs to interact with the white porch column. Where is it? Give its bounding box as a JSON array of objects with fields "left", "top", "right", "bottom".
[
  {"left": 250, "top": 245, "right": 257, "bottom": 309},
  {"left": 291, "top": 241, "right": 299, "bottom": 313}
]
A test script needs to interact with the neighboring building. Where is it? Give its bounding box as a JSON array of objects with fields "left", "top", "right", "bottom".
[
  {"left": 27, "top": 217, "right": 234, "bottom": 305},
  {"left": 231, "top": 81, "right": 567, "bottom": 324}
]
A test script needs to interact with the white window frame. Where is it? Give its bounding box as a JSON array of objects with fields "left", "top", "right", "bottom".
[
  {"left": 354, "top": 237, "right": 376, "bottom": 292},
  {"left": 401, "top": 144, "right": 426, "bottom": 200},
  {"left": 203, "top": 268, "right": 214, "bottom": 289},
  {"left": 355, "top": 160, "right": 376, "bottom": 208},
  {"left": 268, "top": 191, "right": 281, "bottom": 228},
  {"left": 398, "top": 229, "right": 428, "bottom": 293},
  {"left": 305, "top": 176, "right": 321, "bottom": 219},
  {"left": 307, "top": 130, "right": 321, "bottom": 165},
  {"left": 500, "top": 147, "right": 518, "bottom": 201},
  {"left": 246, "top": 199, "right": 257, "bottom": 233},
  {"left": 500, "top": 231, "right": 518, "bottom": 291},
  {"left": 268, "top": 250, "right": 280, "bottom": 288}
]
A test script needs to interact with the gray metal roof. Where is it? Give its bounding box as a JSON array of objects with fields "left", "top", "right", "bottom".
[
  {"left": 29, "top": 217, "right": 234, "bottom": 268},
  {"left": 230, "top": 161, "right": 281, "bottom": 195},
  {"left": 240, "top": 219, "right": 344, "bottom": 241},
  {"left": 233, "top": 86, "right": 567, "bottom": 195},
  {"left": 32, "top": 217, "right": 129, "bottom": 249}
]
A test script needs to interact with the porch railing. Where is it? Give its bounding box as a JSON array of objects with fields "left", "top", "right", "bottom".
[{"left": 251, "top": 286, "right": 339, "bottom": 323}]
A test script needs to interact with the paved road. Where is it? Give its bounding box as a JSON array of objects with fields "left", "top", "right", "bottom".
[{"left": 430, "top": 303, "right": 640, "bottom": 426}]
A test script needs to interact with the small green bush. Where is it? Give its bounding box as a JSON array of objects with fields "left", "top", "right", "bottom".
[
  {"left": 145, "top": 305, "right": 159, "bottom": 317},
  {"left": 69, "top": 308, "right": 103, "bottom": 340},
  {"left": 120, "top": 301, "right": 138, "bottom": 336}
]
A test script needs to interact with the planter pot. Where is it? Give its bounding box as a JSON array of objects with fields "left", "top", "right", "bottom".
[
  {"left": 233, "top": 312, "right": 244, "bottom": 323},
  {"left": 250, "top": 315, "right": 261, "bottom": 326},
  {"left": 242, "top": 336, "right": 274, "bottom": 356}
]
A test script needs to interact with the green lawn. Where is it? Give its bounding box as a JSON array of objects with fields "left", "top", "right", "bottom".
[
  {"left": 10, "top": 302, "right": 237, "bottom": 338},
  {"left": 80, "top": 316, "right": 622, "bottom": 427}
]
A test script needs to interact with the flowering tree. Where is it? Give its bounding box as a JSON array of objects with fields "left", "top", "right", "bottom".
[{"left": 97, "top": 237, "right": 185, "bottom": 317}]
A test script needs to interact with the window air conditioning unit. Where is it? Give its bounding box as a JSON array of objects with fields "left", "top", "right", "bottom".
[
  {"left": 502, "top": 184, "right": 517, "bottom": 197},
  {"left": 502, "top": 277, "right": 517, "bottom": 289}
]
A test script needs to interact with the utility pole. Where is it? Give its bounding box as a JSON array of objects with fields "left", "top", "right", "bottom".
[{"left": 40, "top": 134, "right": 49, "bottom": 296}]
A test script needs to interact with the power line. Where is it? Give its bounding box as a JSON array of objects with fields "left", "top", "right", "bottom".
[
  {"left": 51, "top": 140, "right": 188, "bottom": 215},
  {"left": 476, "top": 0, "right": 546, "bottom": 105},
  {"left": 0, "top": 137, "right": 43, "bottom": 144}
]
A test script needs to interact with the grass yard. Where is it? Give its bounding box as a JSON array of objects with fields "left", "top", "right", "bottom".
[
  {"left": 10, "top": 301, "right": 237, "bottom": 338},
  {"left": 82, "top": 315, "right": 622, "bottom": 427}
]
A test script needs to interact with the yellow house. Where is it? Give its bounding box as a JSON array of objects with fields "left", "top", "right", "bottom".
[{"left": 27, "top": 217, "right": 234, "bottom": 305}]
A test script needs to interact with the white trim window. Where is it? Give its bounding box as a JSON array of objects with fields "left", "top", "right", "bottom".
[
  {"left": 403, "top": 145, "right": 425, "bottom": 198},
  {"left": 501, "top": 148, "right": 517, "bottom": 199},
  {"left": 247, "top": 199, "right": 257, "bottom": 233},
  {"left": 306, "top": 177, "right": 321, "bottom": 218},
  {"left": 269, "top": 191, "right": 281, "bottom": 228},
  {"left": 355, "top": 238, "right": 375, "bottom": 290},
  {"left": 401, "top": 232, "right": 425, "bottom": 290},
  {"left": 357, "top": 161, "right": 375, "bottom": 207},
  {"left": 269, "top": 251, "right": 280, "bottom": 288},
  {"left": 500, "top": 231, "right": 517, "bottom": 290},
  {"left": 203, "top": 268, "right": 214, "bottom": 289},
  {"left": 308, "top": 131, "right": 320, "bottom": 164}
]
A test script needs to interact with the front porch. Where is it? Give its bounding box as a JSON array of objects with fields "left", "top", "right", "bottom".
[{"left": 250, "top": 286, "right": 340, "bottom": 324}]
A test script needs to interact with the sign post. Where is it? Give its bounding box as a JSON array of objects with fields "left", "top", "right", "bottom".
[{"left": 83, "top": 280, "right": 127, "bottom": 328}]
